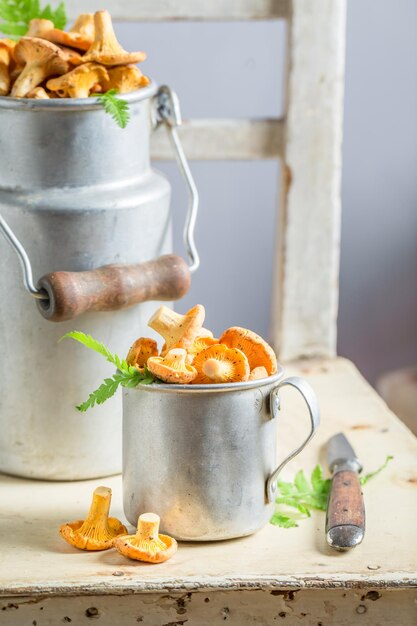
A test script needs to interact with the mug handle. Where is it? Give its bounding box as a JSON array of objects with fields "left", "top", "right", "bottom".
[{"left": 266, "top": 376, "right": 320, "bottom": 503}]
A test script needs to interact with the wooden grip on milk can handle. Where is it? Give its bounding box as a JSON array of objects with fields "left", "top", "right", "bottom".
[{"left": 36, "top": 254, "right": 191, "bottom": 322}]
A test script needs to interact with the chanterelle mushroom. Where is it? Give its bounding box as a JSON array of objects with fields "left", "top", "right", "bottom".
[
  {"left": 59, "top": 486, "right": 127, "bottom": 551},
  {"left": 219, "top": 327, "right": 278, "bottom": 375},
  {"left": 115, "top": 513, "right": 178, "bottom": 563},
  {"left": 186, "top": 335, "right": 218, "bottom": 364},
  {"left": 147, "top": 348, "right": 197, "bottom": 384},
  {"left": 148, "top": 305, "right": 205, "bottom": 354},
  {"left": 26, "top": 86, "right": 50, "bottom": 99},
  {"left": 26, "top": 18, "right": 54, "bottom": 38},
  {"left": 103, "top": 65, "right": 150, "bottom": 94},
  {"left": 11, "top": 37, "right": 68, "bottom": 98},
  {"left": 0, "top": 39, "right": 15, "bottom": 96},
  {"left": 47, "top": 63, "right": 109, "bottom": 98},
  {"left": 192, "top": 344, "right": 250, "bottom": 384},
  {"left": 126, "top": 337, "right": 158, "bottom": 370},
  {"left": 81, "top": 10, "right": 146, "bottom": 66},
  {"left": 249, "top": 366, "right": 269, "bottom": 380},
  {"left": 43, "top": 13, "right": 95, "bottom": 51}
]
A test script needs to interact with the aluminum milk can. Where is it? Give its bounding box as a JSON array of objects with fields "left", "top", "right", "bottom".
[
  {"left": 123, "top": 372, "right": 320, "bottom": 541},
  {"left": 0, "top": 84, "right": 199, "bottom": 480}
]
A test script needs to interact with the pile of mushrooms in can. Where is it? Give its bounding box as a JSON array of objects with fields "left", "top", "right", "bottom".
[
  {"left": 128, "top": 304, "right": 278, "bottom": 384},
  {"left": 0, "top": 9, "right": 148, "bottom": 99}
]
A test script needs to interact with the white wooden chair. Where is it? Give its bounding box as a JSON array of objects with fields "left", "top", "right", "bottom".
[{"left": 1, "top": 2, "right": 416, "bottom": 624}]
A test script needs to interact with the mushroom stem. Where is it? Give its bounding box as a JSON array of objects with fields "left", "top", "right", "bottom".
[
  {"left": 78, "top": 486, "right": 111, "bottom": 532},
  {"left": 132, "top": 513, "right": 168, "bottom": 555},
  {"left": 148, "top": 306, "right": 184, "bottom": 337}
]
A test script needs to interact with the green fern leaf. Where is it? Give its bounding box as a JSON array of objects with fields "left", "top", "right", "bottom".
[
  {"left": 96, "top": 89, "right": 131, "bottom": 129},
  {"left": 0, "top": 0, "right": 67, "bottom": 38}
]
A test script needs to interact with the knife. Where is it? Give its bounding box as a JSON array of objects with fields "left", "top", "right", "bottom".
[{"left": 325, "top": 433, "right": 365, "bottom": 551}]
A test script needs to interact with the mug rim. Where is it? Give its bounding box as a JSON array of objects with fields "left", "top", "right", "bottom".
[
  {"left": 0, "top": 81, "right": 157, "bottom": 111},
  {"left": 127, "top": 365, "right": 285, "bottom": 394}
]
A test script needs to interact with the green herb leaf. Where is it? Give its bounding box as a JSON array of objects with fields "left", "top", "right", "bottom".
[
  {"left": 270, "top": 513, "right": 298, "bottom": 528},
  {"left": 0, "top": 0, "right": 67, "bottom": 38},
  {"left": 61, "top": 331, "right": 157, "bottom": 411},
  {"left": 272, "top": 456, "right": 393, "bottom": 528},
  {"left": 360, "top": 455, "right": 393, "bottom": 486},
  {"left": 96, "top": 89, "right": 130, "bottom": 129}
]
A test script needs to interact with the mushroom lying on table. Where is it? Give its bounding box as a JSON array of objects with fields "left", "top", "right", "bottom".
[
  {"left": 115, "top": 513, "right": 178, "bottom": 563},
  {"left": 59, "top": 486, "right": 127, "bottom": 551}
]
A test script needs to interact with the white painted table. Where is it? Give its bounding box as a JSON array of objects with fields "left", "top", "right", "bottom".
[{"left": 2, "top": 359, "right": 417, "bottom": 625}]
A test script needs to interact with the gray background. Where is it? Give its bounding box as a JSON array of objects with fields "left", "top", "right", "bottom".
[{"left": 118, "top": 0, "right": 417, "bottom": 385}]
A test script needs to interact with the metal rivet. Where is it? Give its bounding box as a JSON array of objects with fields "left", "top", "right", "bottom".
[{"left": 356, "top": 605, "right": 367, "bottom": 614}]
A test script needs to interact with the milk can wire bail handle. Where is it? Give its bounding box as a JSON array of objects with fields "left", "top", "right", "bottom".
[
  {"left": 266, "top": 377, "right": 320, "bottom": 503},
  {"left": 152, "top": 85, "right": 200, "bottom": 273}
]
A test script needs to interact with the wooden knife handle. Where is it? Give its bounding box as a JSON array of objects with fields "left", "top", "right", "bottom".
[
  {"left": 36, "top": 254, "right": 191, "bottom": 322},
  {"left": 326, "top": 469, "right": 365, "bottom": 550}
]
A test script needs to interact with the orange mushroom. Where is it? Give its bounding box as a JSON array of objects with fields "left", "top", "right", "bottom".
[
  {"left": 126, "top": 337, "right": 158, "bottom": 370},
  {"left": 47, "top": 63, "right": 109, "bottom": 98},
  {"left": 59, "top": 486, "right": 127, "bottom": 551},
  {"left": 192, "top": 344, "right": 250, "bottom": 384},
  {"left": 0, "top": 39, "right": 15, "bottom": 96},
  {"left": 26, "top": 86, "right": 50, "bottom": 99},
  {"left": 26, "top": 18, "right": 55, "bottom": 38},
  {"left": 80, "top": 10, "right": 146, "bottom": 66},
  {"left": 42, "top": 13, "right": 95, "bottom": 52},
  {"left": 147, "top": 348, "right": 197, "bottom": 384},
  {"left": 186, "top": 335, "right": 219, "bottom": 364},
  {"left": 58, "top": 45, "right": 84, "bottom": 67},
  {"left": 102, "top": 65, "right": 150, "bottom": 94},
  {"left": 148, "top": 305, "right": 205, "bottom": 354},
  {"left": 249, "top": 366, "right": 269, "bottom": 380},
  {"left": 114, "top": 513, "right": 178, "bottom": 563},
  {"left": 219, "top": 327, "right": 278, "bottom": 375},
  {"left": 11, "top": 37, "right": 68, "bottom": 98}
]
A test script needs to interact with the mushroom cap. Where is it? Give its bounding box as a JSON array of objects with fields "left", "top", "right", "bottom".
[
  {"left": 192, "top": 344, "right": 250, "bottom": 384},
  {"left": 42, "top": 14, "right": 95, "bottom": 51},
  {"left": 249, "top": 366, "right": 269, "bottom": 380},
  {"left": 148, "top": 304, "right": 205, "bottom": 354},
  {"left": 58, "top": 45, "right": 84, "bottom": 66},
  {"left": 114, "top": 513, "right": 178, "bottom": 563},
  {"left": 103, "top": 64, "right": 150, "bottom": 94},
  {"left": 59, "top": 486, "right": 127, "bottom": 551},
  {"left": 12, "top": 37, "right": 68, "bottom": 97},
  {"left": 14, "top": 37, "right": 67, "bottom": 69},
  {"left": 219, "top": 327, "right": 278, "bottom": 375},
  {"left": 60, "top": 516, "right": 127, "bottom": 551},
  {"left": 126, "top": 337, "right": 158, "bottom": 370},
  {"left": 186, "top": 335, "right": 219, "bottom": 364},
  {"left": 47, "top": 62, "right": 109, "bottom": 98},
  {"left": 79, "top": 10, "right": 146, "bottom": 66},
  {"left": 147, "top": 348, "right": 197, "bottom": 384}
]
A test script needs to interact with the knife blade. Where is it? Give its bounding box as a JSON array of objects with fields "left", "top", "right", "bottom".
[{"left": 325, "top": 433, "right": 365, "bottom": 551}]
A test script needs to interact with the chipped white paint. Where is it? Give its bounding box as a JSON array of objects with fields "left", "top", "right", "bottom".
[
  {"left": 65, "top": 0, "right": 290, "bottom": 21},
  {"left": 0, "top": 360, "right": 416, "bottom": 605},
  {"left": 271, "top": 0, "right": 347, "bottom": 359},
  {"left": 151, "top": 119, "right": 284, "bottom": 161},
  {"left": 1, "top": 589, "right": 416, "bottom": 625}
]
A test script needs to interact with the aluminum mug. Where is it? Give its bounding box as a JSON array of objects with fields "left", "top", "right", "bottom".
[{"left": 123, "top": 368, "right": 320, "bottom": 541}]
